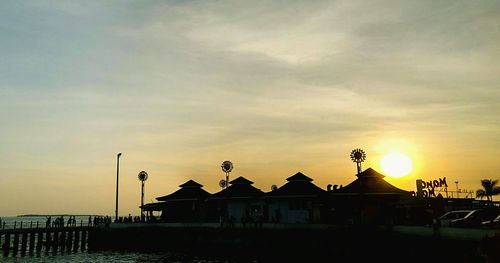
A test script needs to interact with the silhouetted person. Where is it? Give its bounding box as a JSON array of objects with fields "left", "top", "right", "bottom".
[
  {"left": 219, "top": 215, "right": 225, "bottom": 228},
  {"left": 46, "top": 216, "right": 51, "bottom": 228},
  {"left": 275, "top": 209, "right": 282, "bottom": 223},
  {"left": 228, "top": 216, "right": 235, "bottom": 228},
  {"left": 432, "top": 217, "right": 441, "bottom": 236},
  {"left": 0, "top": 217, "right": 2, "bottom": 229}
]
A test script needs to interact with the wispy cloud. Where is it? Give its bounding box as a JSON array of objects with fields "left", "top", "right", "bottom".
[{"left": 1, "top": 0, "right": 499, "bottom": 214}]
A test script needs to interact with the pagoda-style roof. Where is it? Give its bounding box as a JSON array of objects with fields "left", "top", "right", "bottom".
[
  {"left": 267, "top": 172, "right": 325, "bottom": 197},
  {"left": 230, "top": 176, "right": 254, "bottom": 185},
  {"left": 333, "top": 168, "right": 410, "bottom": 195},
  {"left": 179, "top": 179, "right": 203, "bottom": 188},
  {"left": 210, "top": 176, "right": 264, "bottom": 199},
  {"left": 140, "top": 202, "right": 165, "bottom": 211},
  {"left": 156, "top": 179, "right": 211, "bottom": 202},
  {"left": 286, "top": 172, "right": 314, "bottom": 182},
  {"left": 355, "top": 168, "right": 385, "bottom": 179}
]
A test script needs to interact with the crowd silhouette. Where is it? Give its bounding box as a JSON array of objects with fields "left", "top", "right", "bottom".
[{"left": 42, "top": 215, "right": 113, "bottom": 228}]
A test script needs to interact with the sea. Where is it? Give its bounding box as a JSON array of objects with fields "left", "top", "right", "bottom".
[
  {"left": 0, "top": 251, "right": 246, "bottom": 263},
  {"left": 0, "top": 216, "right": 251, "bottom": 263}
]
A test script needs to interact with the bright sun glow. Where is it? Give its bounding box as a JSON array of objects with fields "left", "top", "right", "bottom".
[{"left": 381, "top": 151, "right": 413, "bottom": 178}]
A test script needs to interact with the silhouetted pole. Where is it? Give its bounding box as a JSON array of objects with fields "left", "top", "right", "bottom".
[
  {"left": 138, "top": 171, "right": 149, "bottom": 219},
  {"left": 225, "top": 172, "right": 229, "bottom": 189},
  {"left": 141, "top": 180, "right": 145, "bottom": 215},
  {"left": 221, "top": 161, "right": 233, "bottom": 189},
  {"left": 115, "top": 153, "right": 122, "bottom": 221},
  {"left": 350, "top": 149, "right": 366, "bottom": 175}
]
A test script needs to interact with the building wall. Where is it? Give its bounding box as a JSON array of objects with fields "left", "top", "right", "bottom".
[
  {"left": 227, "top": 200, "right": 265, "bottom": 223},
  {"left": 267, "top": 199, "right": 317, "bottom": 223}
]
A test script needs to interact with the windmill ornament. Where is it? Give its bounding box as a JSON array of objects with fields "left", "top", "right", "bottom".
[
  {"left": 350, "top": 149, "right": 366, "bottom": 174},
  {"left": 220, "top": 160, "right": 233, "bottom": 189}
]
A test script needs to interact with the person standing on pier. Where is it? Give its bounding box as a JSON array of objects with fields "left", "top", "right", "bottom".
[{"left": 46, "top": 216, "right": 51, "bottom": 228}]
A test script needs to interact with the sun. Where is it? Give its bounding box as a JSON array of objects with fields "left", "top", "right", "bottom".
[{"left": 380, "top": 151, "right": 413, "bottom": 178}]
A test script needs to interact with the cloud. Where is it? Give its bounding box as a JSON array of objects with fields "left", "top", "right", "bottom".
[{"left": 1, "top": 0, "right": 500, "bottom": 213}]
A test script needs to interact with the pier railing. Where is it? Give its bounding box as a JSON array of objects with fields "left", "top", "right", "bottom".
[
  {"left": 1, "top": 220, "right": 93, "bottom": 230},
  {"left": 0, "top": 225, "right": 92, "bottom": 256}
]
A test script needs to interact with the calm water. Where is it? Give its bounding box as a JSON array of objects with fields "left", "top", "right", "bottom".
[
  {"left": 0, "top": 216, "right": 256, "bottom": 262},
  {"left": 1, "top": 251, "right": 250, "bottom": 263}
]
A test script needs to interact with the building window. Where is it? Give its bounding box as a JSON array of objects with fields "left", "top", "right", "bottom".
[{"left": 289, "top": 200, "right": 308, "bottom": 210}]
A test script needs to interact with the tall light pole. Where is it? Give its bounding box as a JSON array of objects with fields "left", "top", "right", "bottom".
[{"left": 115, "top": 153, "right": 122, "bottom": 221}]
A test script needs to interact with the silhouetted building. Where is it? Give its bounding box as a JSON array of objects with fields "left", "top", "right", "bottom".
[
  {"left": 152, "top": 180, "right": 211, "bottom": 222},
  {"left": 267, "top": 172, "right": 326, "bottom": 223},
  {"left": 328, "top": 168, "right": 412, "bottom": 224},
  {"left": 139, "top": 167, "right": 494, "bottom": 227},
  {"left": 207, "top": 176, "right": 265, "bottom": 223}
]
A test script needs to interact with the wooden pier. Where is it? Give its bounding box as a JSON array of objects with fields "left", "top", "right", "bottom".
[{"left": 0, "top": 226, "right": 91, "bottom": 256}]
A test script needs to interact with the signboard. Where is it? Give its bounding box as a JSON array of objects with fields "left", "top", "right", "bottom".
[{"left": 416, "top": 177, "right": 448, "bottom": 198}]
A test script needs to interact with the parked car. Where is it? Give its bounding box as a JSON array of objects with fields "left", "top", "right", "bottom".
[
  {"left": 439, "top": 210, "right": 473, "bottom": 227},
  {"left": 481, "top": 213, "right": 500, "bottom": 228},
  {"left": 450, "top": 208, "right": 500, "bottom": 228}
]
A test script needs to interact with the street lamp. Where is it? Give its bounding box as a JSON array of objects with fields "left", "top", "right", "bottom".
[{"left": 115, "top": 153, "right": 122, "bottom": 221}]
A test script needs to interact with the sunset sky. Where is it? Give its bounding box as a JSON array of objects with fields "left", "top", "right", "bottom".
[{"left": 1, "top": 1, "right": 499, "bottom": 216}]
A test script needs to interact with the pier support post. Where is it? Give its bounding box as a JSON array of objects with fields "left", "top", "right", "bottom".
[
  {"left": 13, "top": 233, "right": 19, "bottom": 256},
  {"left": 52, "top": 230, "right": 59, "bottom": 253},
  {"left": 73, "top": 230, "right": 80, "bottom": 252},
  {"left": 45, "top": 231, "right": 51, "bottom": 253},
  {"left": 36, "top": 231, "right": 43, "bottom": 254},
  {"left": 81, "top": 230, "right": 87, "bottom": 251},
  {"left": 21, "top": 232, "right": 28, "bottom": 256},
  {"left": 59, "top": 230, "right": 66, "bottom": 253},
  {"left": 29, "top": 232, "right": 35, "bottom": 255},
  {"left": 66, "top": 230, "right": 73, "bottom": 252},
  {"left": 3, "top": 233, "right": 10, "bottom": 256}
]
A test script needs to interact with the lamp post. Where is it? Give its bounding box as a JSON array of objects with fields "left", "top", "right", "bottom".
[{"left": 115, "top": 153, "right": 122, "bottom": 221}]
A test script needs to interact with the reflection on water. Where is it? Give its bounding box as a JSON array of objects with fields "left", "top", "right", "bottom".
[{"left": 1, "top": 251, "right": 255, "bottom": 263}]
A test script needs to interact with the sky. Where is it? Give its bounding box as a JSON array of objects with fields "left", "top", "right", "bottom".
[{"left": 1, "top": 0, "right": 499, "bottom": 216}]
